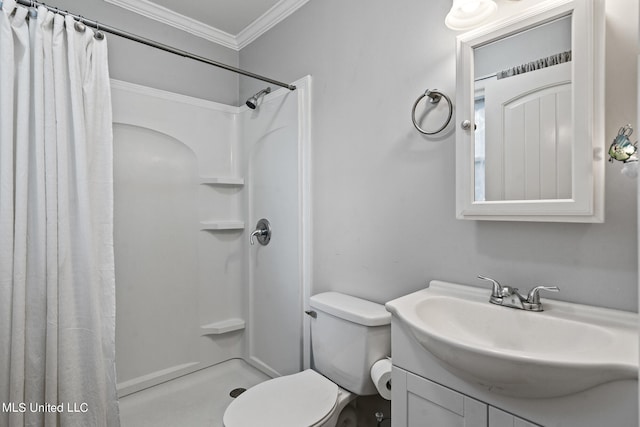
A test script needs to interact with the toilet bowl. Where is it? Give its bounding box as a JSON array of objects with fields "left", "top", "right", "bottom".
[
  {"left": 223, "top": 370, "right": 355, "bottom": 427},
  {"left": 223, "top": 292, "right": 391, "bottom": 427}
]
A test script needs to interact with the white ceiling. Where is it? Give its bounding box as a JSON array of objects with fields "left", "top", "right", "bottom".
[{"left": 104, "top": 0, "right": 310, "bottom": 50}]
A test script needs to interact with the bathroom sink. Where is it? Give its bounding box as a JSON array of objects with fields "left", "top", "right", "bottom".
[{"left": 385, "top": 281, "right": 638, "bottom": 398}]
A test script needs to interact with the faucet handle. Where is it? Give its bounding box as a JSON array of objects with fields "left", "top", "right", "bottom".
[
  {"left": 526, "top": 285, "right": 560, "bottom": 304},
  {"left": 477, "top": 275, "right": 503, "bottom": 303},
  {"left": 523, "top": 286, "right": 559, "bottom": 311}
]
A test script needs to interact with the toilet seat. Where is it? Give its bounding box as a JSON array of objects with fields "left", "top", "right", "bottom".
[{"left": 223, "top": 369, "right": 339, "bottom": 427}]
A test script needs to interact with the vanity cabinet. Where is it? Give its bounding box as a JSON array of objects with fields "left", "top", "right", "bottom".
[
  {"left": 389, "top": 318, "right": 638, "bottom": 427},
  {"left": 392, "top": 367, "right": 540, "bottom": 427}
]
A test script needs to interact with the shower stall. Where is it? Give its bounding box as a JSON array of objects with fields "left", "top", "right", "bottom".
[{"left": 110, "top": 76, "right": 311, "bottom": 423}]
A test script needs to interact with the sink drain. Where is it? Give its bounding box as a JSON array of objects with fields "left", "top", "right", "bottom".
[{"left": 229, "top": 388, "right": 246, "bottom": 398}]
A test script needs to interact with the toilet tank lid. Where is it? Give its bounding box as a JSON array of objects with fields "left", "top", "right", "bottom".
[{"left": 309, "top": 292, "right": 391, "bottom": 326}]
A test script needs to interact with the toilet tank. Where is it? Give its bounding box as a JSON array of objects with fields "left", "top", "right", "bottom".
[{"left": 309, "top": 292, "right": 391, "bottom": 395}]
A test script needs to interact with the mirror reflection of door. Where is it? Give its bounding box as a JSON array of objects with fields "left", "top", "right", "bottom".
[
  {"left": 473, "top": 15, "right": 572, "bottom": 202},
  {"left": 482, "top": 63, "right": 571, "bottom": 201}
]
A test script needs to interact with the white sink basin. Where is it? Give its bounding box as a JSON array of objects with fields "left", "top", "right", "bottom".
[{"left": 386, "top": 281, "right": 638, "bottom": 398}]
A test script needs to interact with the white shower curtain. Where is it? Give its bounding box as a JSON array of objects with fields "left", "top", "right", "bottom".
[{"left": 0, "top": 1, "right": 119, "bottom": 426}]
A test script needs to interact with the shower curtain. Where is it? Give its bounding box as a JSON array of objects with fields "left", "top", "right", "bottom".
[{"left": 0, "top": 2, "right": 119, "bottom": 426}]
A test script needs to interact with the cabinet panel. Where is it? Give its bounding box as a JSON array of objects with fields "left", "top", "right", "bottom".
[
  {"left": 408, "top": 393, "right": 466, "bottom": 426},
  {"left": 407, "top": 371, "right": 464, "bottom": 416},
  {"left": 489, "top": 407, "right": 541, "bottom": 427},
  {"left": 514, "top": 419, "right": 541, "bottom": 427},
  {"left": 393, "top": 367, "right": 487, "bottom": 427}
]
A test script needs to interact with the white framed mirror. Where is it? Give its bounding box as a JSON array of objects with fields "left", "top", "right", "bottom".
[{"left": 455, "top": 0, "right": 604, "bottom": 222}]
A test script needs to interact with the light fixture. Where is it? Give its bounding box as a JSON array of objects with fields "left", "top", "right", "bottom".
[{"left": 445, "top": 0, "right": 498, "bottom": 31}]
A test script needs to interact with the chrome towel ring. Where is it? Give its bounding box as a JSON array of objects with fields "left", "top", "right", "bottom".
[{"left": 411, "top": 89, "right": 453, "bottom": 135}]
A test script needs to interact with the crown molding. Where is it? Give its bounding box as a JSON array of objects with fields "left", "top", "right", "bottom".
[
  {"left": 236, "top": 0, "right": 311, "bottom": 49},
  {"left": 103, "top": 0, "right": 237, "bottom": 49},
  {"left": 103, "top": 0, "right": 309, "bottom": 51}
]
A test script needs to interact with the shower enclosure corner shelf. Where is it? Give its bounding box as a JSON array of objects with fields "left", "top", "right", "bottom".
[
  {"left": 199, "top": 176, "right": 245, "bottom": 186},
  {"left": 200, "top": 220, "right": 245, "bottom": 231},
  {"left": 199, "top": 177, "right": 245, "bottom": 231},
  {"left": 200, "top": 318, "right": 246, "bottom": 335}
]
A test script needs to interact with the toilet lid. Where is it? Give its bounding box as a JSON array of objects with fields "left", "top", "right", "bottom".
[{"left": 223, "top": 370, "right": 338, "bottom": 427}]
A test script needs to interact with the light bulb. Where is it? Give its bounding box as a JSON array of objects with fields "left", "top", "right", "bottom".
[
  {"left": 445, "top": 0, "right": 497, "bottom": 31},
  {"left": 460, "top": 1, "right": 481, "bottom": 14}
]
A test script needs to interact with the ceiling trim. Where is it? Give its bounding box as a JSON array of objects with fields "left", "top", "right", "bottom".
[
  {"left": 103, "top": 0, "right": 310, "bottom": 51},
  {"left": 236, "top": 0, "right": 311, "bottom": 49},
  {"left": 103, "top": 0, "right": 237, "bottom": 49}
]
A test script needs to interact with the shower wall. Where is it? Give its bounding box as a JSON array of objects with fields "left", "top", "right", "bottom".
[
  {"left": 112, "top": 80, "right": 245, "bottom": 396},
  {"left": 111, "top": 76, "right": 311, "bottom": 395},
  {"left": 241, "top": 76, "right": 312, "bottom": 377}
]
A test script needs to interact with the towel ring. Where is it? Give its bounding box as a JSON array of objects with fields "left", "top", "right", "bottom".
[{"left": 411, "top": 89, "right": 453, "bottom": 135}]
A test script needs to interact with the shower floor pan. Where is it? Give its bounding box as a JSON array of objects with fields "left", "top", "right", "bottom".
[{"left": 119, "top": 359, "right": 269, "bottom": 427}]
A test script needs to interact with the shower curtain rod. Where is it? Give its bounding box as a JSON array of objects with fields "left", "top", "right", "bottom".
[{"left": 14, "top": 0, "right": 297, "bottom": 91}]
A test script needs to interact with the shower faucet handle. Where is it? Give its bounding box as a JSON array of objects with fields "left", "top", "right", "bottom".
[
  {"left": 249, "top": 218, "right": 271, "bottom": 246},
  {"left": 249, "top": 229, "right": 264, "bottom": 245}
]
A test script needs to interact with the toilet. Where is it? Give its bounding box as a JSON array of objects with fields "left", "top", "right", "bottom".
[{"left": 223, "top": 292, "right": 391, "bottom": 427}]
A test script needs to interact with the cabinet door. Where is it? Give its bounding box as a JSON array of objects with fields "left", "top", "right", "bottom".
[
  {"left": 393, "top": 368, "right": 487, "bottom": 427},
  {"left": 489, "top": 407, "right": 542, "bottom": 427}
]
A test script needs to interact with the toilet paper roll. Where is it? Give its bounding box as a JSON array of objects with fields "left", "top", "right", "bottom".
[{"left": 370, "top": 358, "right": 392, "bottom": 400}]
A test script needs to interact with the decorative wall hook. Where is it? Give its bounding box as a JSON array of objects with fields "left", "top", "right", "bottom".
[
  {"left": 608, "top": 124, "right": 638, "bottom": 178},
  {"left": 608, "top": 124, "right": 637, "bottom": 163}
]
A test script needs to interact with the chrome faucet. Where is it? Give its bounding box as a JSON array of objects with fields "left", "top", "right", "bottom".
[{"left": 477, "top": 275, "right": 559, "bottom": 312}]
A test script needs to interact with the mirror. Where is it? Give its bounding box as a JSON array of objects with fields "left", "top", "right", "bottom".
[
  {"left": 474, "top": 16, "right": 572, "bottom": 202},
  {"left": 455, "top": 0, "right": 604, "bottom": 222}
]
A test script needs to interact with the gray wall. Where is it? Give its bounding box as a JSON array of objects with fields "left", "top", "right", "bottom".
[
  {"left": 47, "top": 0, "right": 239, "bottom": 105},
  {"left": 240, "top": 0, "right": 639, "bottom": 311},
  {"left": 42, "top": 0, "right": 638, "bottom": 311}
]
